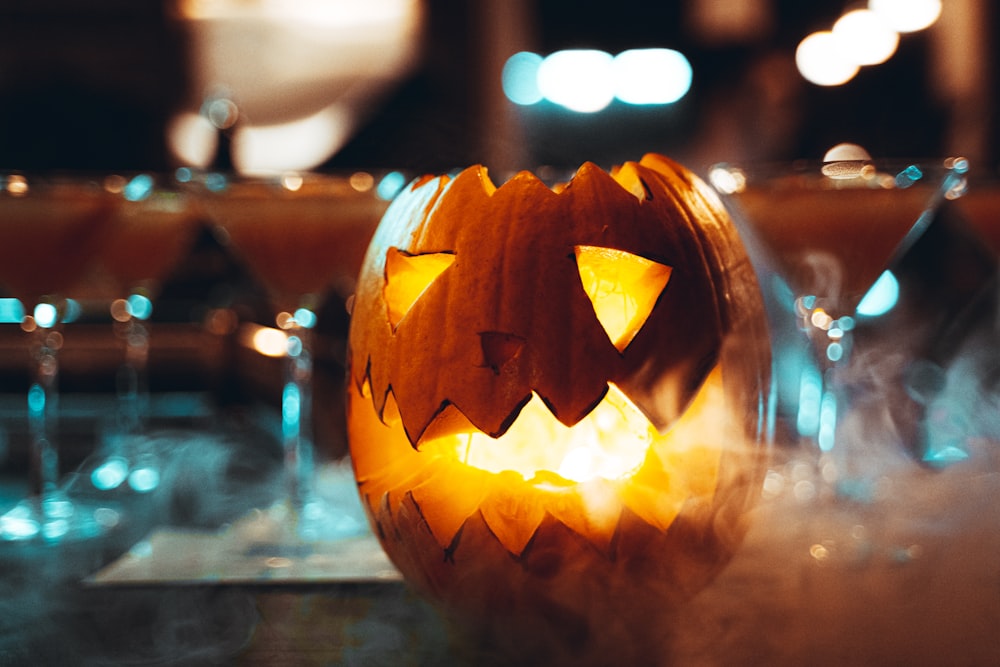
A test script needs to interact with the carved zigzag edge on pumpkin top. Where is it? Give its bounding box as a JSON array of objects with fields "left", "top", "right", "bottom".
[{"left": 349, "top": 156, "right": 731, "bottom": 448}]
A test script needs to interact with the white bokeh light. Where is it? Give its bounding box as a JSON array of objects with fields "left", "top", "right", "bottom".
[
  {"left": 537, "top": 50, "right": 616, "bottom": 113},
  {"left": 869, "top": 0, "right": 942, "bottom": 34},
  {"left": 796, "top": 31, "right": 859, "bottom": 86},
  {"left": 230, "top": 104, "right": 354, "bottom": 175},
  {"left": 834, "top": 9, "right": 899, "bottom": 66},
  {"left": 613, "top": 49, "right": 692, "bottom": 105},
  {"left": 167, "top": 111, "right": 219, "bottom": 168}
]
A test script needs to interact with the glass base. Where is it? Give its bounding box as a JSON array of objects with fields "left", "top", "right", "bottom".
[
  {"left": 0, "top": 489, "right": 119, "bottom": 543},
  {"left": 234, "top": 462, "right": 370, "bottom": 545},
  {"left": 294, "top": 495, "right": 367, "bottom": 542}
]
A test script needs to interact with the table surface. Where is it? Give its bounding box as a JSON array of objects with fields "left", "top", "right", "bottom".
[{"left": 2, "top": 414, "right": 999, "bottom": 666}]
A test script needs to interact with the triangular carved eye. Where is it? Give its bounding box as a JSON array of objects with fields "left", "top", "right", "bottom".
[
  {"left": 575, "top": 245, "right": 672, "bottom": 352},
  {"left": 383, "top": 248, "right": 455, "bottom": 329}
]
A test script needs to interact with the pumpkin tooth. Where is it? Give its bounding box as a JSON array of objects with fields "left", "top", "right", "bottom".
[
  {"left": 408, "top": 459, "right": 492, "bottom": 551},
  {"left": 478, "top": 471, "right": 547, "bottom": 556},
  {"left": 541, "top": 478, "right": 622, "bottom": 556}
]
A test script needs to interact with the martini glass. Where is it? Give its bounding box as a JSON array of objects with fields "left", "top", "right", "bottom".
[
  {"left": 708, "top": 156, "right": 969, "bottom": 495},
  {"left": 953, "top": 182, "right": 1000, "bottom": 256},
  {"left": 79, "top": 173, "right": 201, "bottom": 495},
  {"left": 195, "top": 171, "right": 392, "bottom": 541},
  {"left": 0, "top": 173, "right": 118, "bottom": 542}
]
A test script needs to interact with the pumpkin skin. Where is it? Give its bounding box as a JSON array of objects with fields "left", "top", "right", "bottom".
[{"left": 346, "top": 154, "right": 770, "bottom": 665}]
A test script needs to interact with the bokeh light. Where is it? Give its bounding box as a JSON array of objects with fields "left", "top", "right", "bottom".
[
  {"left": 231, "top": 105, "right": 354, "bottom": 175},
  {"left": 857, "top": 270, "right": 900, "bottom": 317},
  {"left": 33, "top": 303, "right": 59, "bottom": 329},
  {"left": 833, "top": 9, "right": 899, "bottom": 66},
  {"left": 243, "top": 323, "right": 288, "bottom": 358},
  {"left": 537, "top": 49, "right": 616, "bottom": 113},
  {"left": 91, "top": 457, "right": 129, "bottom": 491},
  {"left": 612, "top": 49, "right": 692, "bottom": 105},
  {"left": 795, "top": 31, "right": 859, "bottom": 86},
  {"left": 869, "top": 0, "right": 942, "bottom": 33},
  {"left": 506, "top": 47, "right": 693, "bottom": 112},
  {"left": 376, "top": 171, "right": 408, "bottom": 201},
  {"left": 0, "top": 298, "right": 24, "bottom": 323},
  {"left": 502, "top": 51, "right": 544, "bottom": 106}
]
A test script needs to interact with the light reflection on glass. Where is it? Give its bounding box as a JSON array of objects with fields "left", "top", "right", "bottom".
[
  {"left": 123, "top": 174, "right": 155, "bottom": 202},
  {"left": 27, "top": 384, "right": 46, "bottom": 419},
  {"left": 127, "top": 293, "right": 154, "bottom": 321},
  {"left": 0, "top": 298, "right": 24, "bottom": 323},
  {"left": 282, "top": 382, "right": 301, "bottom": 430},
  {"left": 91, "top": 456, "right": 130, "bottom": 491},
  {"left": 856, "top": 270, "right": 900, "bottom": 317},
  {"left": 128, "top": 466, "right": 160, "bottom": 493},
  {"left": 376, "top": 171, "right": 407, "bottom": 201},
  {"left": 244, "top": 323, "right": 288, "bottom": 358},
  {"left": 291, "top": 308, "right": 316, "bottom": 329},
  {"left": 796, "top": 366, "right": 822, "bottom": 438},
  {"left": 818, "top": 391, "right": 838, "bottom": 452},
  {"left": 33, "top": 303, "right": 58, "bottom": 329}
]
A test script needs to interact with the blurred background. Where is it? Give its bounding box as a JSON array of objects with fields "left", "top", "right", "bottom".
[
  {"left": 0, "top": 0, "right": 994, "bottom": 177},
  {"left": 0, "top": 0, "right": 995, "bottom": 490}
]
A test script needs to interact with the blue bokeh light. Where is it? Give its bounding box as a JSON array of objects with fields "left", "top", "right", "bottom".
[
  {"left": 502, "top": 51, "right": 544, "bottom": 106},
  {"left": 0, "top": 298, "right": 24, "bottom": 323},
  {"left": 127, "top": 294, "right": 154, "bottom": 321},
  {"left": 91, "top": 457, "right": 129, "bottom": 491},
  {"left": 818, "top": 390, "right": 838, "bottom": 452},
  {"left": 124, "top": 174, "right": 154, "bottom": 202},
  {"left": 857, "top": 270, "right": 899, "bottom": 317},
  {"left": 376, "top": 171, "right": 408, "bottom": 201},
  {"left": 293, "top": 307, "right": 317, "bottom": 329},
  {"left": 797, "top": 365, "right": 823, "bottom": 438},
  {"left": 129, "top": 467, "right": 161, "bottom": 493}
]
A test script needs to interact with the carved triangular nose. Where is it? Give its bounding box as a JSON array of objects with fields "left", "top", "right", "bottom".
[{"left": 480, "top": 331, "right": 525, "bottom": 375}]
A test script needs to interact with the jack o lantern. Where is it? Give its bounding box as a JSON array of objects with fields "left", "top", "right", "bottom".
[{"left": 346, "top": 154, "right": 770, "bottom": 665}]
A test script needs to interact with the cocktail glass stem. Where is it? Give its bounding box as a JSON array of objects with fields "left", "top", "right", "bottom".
[
  {"left": 275, "top": 307, "right": 362, "bottom": 540},
  {"left": 102, "top": 293, "right": 162, "bottom": 495},
  {"left": 27, "top": 310, "right": 62, "bottom": 501},
  {"left": 113, "top": 300, "right": 151, "bottom": 438},
  {"left": 795, "top": 296, "right": 858, "bottom": 494},
  {"left": 282, "top": 317, "right": 314, "bottom": 513},
  {"left": 1, "top": 300, "right": 83, "bottom": 542}
]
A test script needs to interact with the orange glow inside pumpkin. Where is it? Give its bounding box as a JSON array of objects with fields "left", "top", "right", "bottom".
[
  {"left": 354, "top": 363, "right": 727, "bottom": 554},
  {"left": 383, "top": 248, "right": 455, "bottom": 328},
  {"left": 422, "top": 383, "right": 658, "bottom": 482},
  {"left": 574, "top": 245, "right": 672, "bottom": 352}
]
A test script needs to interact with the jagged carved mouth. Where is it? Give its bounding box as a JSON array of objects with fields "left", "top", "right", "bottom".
[{"left": 415, "top": 383, "right": 656, "bottom": 484}]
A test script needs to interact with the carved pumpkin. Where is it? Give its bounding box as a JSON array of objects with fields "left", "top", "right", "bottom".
[{"left": 346, "top": 154, "right": 770, "bottom": 664}]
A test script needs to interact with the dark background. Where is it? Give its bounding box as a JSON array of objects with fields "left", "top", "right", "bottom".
[{"left": 0, "top": 0, "right": 995, "bottom": 176}]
